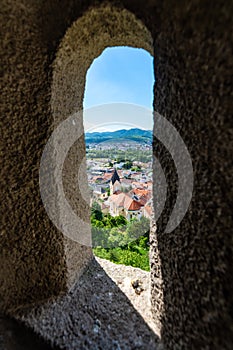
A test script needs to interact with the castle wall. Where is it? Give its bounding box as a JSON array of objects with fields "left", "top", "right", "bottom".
[{"left": 0, "top": 0, "right": 232, "bottom": 348}]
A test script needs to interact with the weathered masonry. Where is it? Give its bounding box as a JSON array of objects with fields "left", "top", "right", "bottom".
[{"left": 1, "top": 1, "right": 232, "bottom": 349}]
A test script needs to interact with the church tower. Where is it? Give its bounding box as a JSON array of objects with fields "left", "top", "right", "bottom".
[{"left": 110, "top": 168, "right": 121, "bottom": 195}]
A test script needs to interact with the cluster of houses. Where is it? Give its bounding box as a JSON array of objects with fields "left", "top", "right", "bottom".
[{"left": 89, "top": 167, "right": 153, "bottom": 221}]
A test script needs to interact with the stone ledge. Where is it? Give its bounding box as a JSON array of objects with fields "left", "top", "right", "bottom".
[{"left": 12, "top": 258, "right": 162, "bottom": 350}]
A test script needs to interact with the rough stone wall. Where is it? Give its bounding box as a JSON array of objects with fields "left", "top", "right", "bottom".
[
  {"left": 0, "top": 0, "right": 93, "bottom": 313},
  {"left": 150, "top": 1, "right": 233, "bottom": 349},
  {"left": 0, "top": 0, "right": 232, "bottom": 349}
]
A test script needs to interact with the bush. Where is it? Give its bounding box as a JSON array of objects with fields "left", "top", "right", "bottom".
[
  {"left": 91, "top": 209, "right": 150, "bottom": 271},
  {"left": 93, "top": 247, "right": 150, "bottom": 271}
]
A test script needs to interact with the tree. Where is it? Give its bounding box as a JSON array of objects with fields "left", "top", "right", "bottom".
[
  {"left": 127, "top": 217, "right": 150, "bottom": 241},
  {"left": 123, "top": 161, "right": 133, "bottom": 169},
  {"left": 108, "top": 227, "right": 123, "bottom": 248},
  {"left": 91, "top": 201, "right": 103, "bottom": 221},
  {"left": 115, "top": 215, "right": 127, "bottom": 227},
  {"left": 92, "top": 226, "right": 108, "bottom": 248},
  {"left": 109, "top": 249, "right": 119, "bottom": 262}
]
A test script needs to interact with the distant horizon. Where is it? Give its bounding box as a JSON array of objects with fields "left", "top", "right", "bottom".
[{"left": 85, "top": 126, "right": 152, "bottom": 133}]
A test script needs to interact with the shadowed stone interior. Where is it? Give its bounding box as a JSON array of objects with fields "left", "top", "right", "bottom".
[{"left": 0, "top": 0, "right": 232, "bottom": 349}]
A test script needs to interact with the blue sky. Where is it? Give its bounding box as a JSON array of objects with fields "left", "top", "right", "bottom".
[{"left": 83, "top": 47, "right": 154, "bottom": 131}]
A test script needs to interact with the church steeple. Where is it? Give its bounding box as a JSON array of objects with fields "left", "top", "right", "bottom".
[
  {"left": 111, "top": 168, "right": 120, "bottom": 185},
  {"left": 110, "top": 168, "right": 121, "bottom": 195}
]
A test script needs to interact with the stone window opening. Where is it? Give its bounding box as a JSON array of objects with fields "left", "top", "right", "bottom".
[
  {"left": 83, "top": 45, "right": 154, "bottom": 273},
  {"left": 50, "top": 3, "right": 161, "bottom": 342}
]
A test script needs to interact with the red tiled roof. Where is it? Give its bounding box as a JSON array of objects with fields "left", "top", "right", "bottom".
[
  {"left": 133, "top": 188, "right": 149, "bottom": 196},
  {"left": 103, "top": 173, "right": 113, "bottom": 179},
  {"left": 129, "top": 189, "right": 152, "bottom": 204},
  {"left": 127, "top": 200, "right": 142, "bottom": 211},
  {"left": 109, "top": 193, "right": 142, "bottom": 211},
  {"left": 138, "top": 196, "right": 148, "bottom": 206},
  {"left": 109, "top": 193, "right": 125, "bottom": 207}
]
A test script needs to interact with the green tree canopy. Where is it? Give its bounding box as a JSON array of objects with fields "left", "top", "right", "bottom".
[{"left": 91, "top": 201, "right": 103, "bottom": 221}]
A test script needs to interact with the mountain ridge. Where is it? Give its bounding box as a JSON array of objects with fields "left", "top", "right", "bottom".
[{"left": 85, "top": 128, "right": 152, "bottom": 144}]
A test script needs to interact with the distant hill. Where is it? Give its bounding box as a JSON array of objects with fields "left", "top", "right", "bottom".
[{"left": 85, "top": 128, "right": 152, "bottom": 144}]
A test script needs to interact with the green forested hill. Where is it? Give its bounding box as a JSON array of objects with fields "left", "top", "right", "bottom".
[{"left": 85, "top": 128, "right": 152, "bottom": 144}]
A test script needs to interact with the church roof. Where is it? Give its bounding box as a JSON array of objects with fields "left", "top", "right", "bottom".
[
  {"left": 111, "top": 168, "right": 120, "bottom": 185},
  {"left": 109, "top": 193, "right": 143, "bottom": 212},
  {"left": 127, "top": 200, "right": 142, "bottom": 211}
]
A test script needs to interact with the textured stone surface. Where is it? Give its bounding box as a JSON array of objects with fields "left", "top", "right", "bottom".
[
  {"left": 0, "top": 0, "right": 232, "bottom": 349},
  {"left": 96, "top": 257, "right": 161, "bottom": 335},
  {"left": 12, "top": 258, "right": 161, "bottom": 350},
  {"left": 0, "top": 0, "right": 93, "bottom": 313},
  {"left": 150, "top": 1, "right": 233, "bottom": 349},
  {"left": 0, "top": 314, "right": 58, "bottom": 350}
]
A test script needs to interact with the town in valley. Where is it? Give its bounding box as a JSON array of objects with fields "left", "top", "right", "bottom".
[
  {"left": 86, "top": 128, "right": 153, "bottom": 222},
  {"left": 85, "top": 128, "right": 153, "bottom": 271}
]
